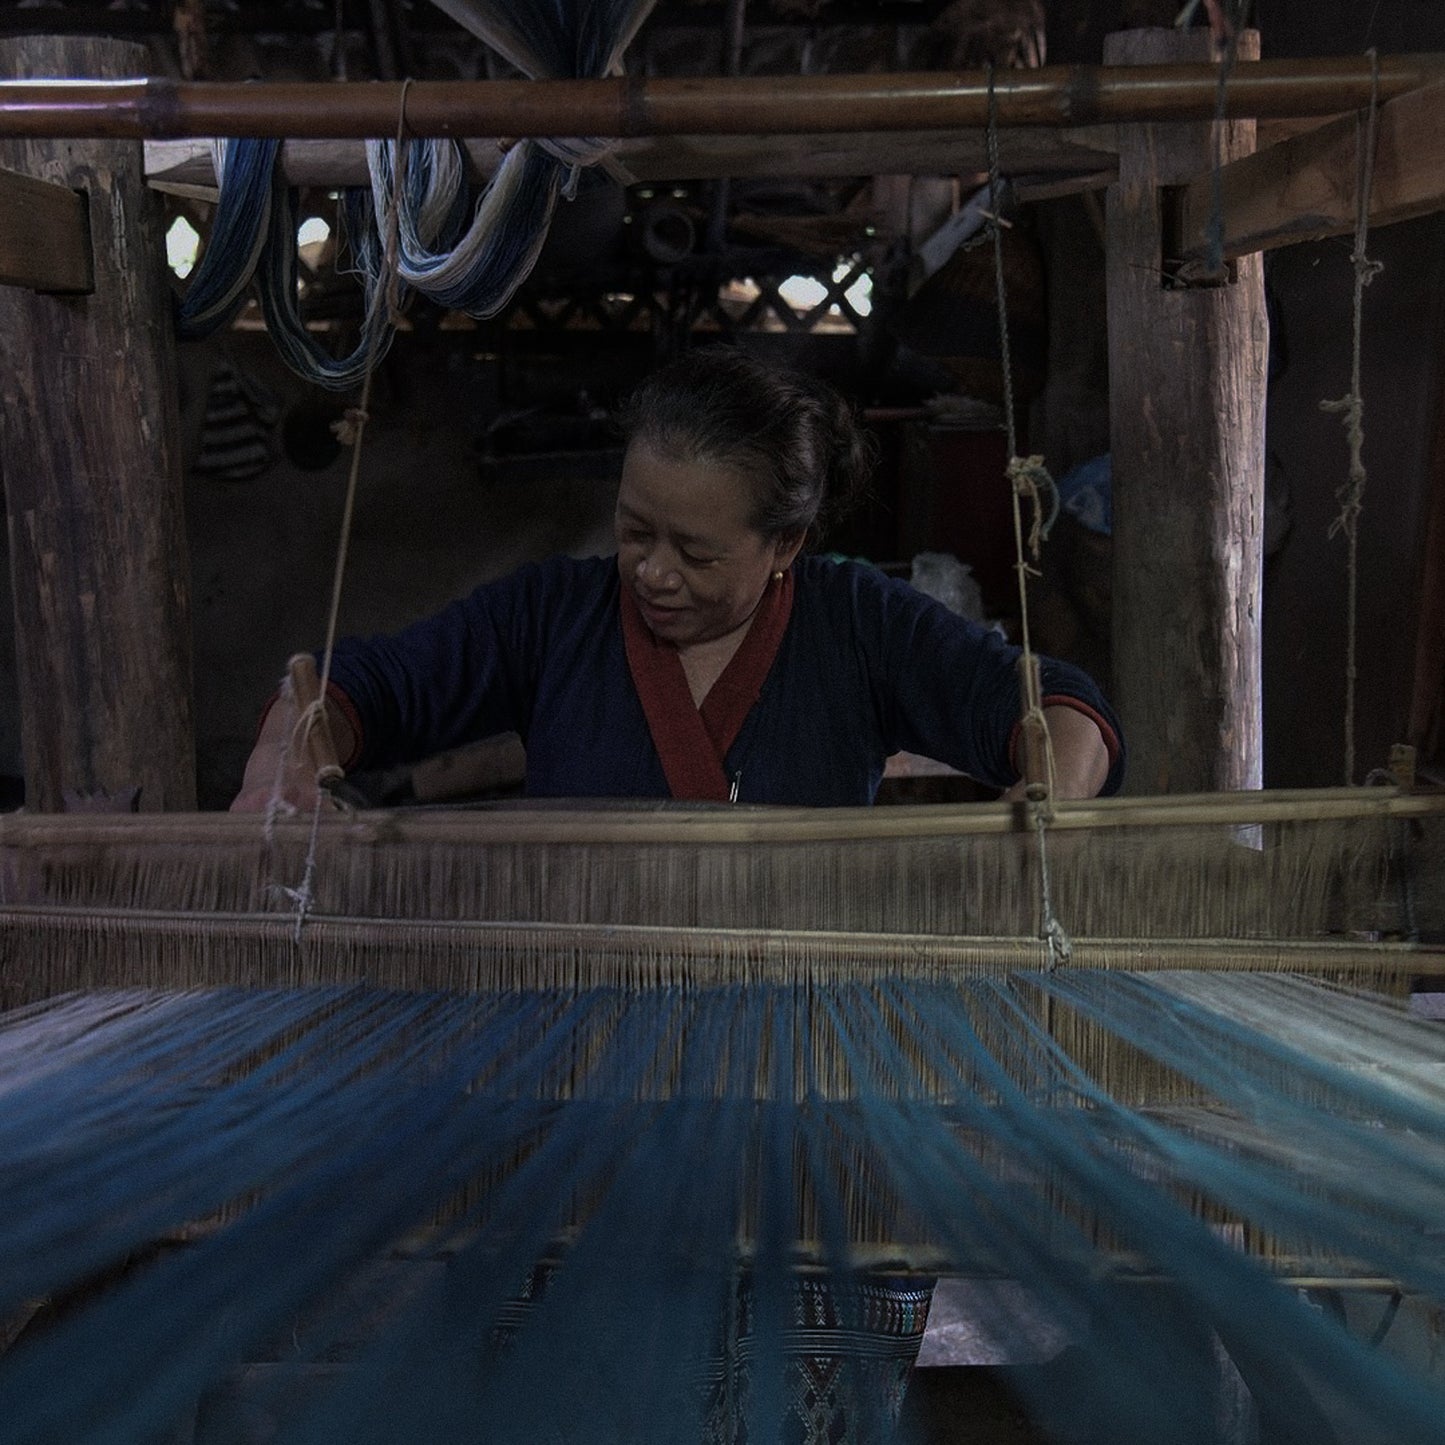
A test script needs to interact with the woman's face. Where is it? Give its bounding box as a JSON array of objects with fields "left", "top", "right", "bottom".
[{"left": 615, "top": 439, "right": 803, "bottom": 649}]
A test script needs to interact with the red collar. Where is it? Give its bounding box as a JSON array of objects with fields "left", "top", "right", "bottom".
[{"left": 619, "top": 570, "right": 795, "bottom": 801}]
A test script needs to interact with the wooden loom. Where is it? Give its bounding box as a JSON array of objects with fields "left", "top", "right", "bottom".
[
  {"left": 2, "top": 789, "right": 1445, "bottom": 1444},
  {"left": 3, "top": 21, "right": 1445, "bottom": 1445}
]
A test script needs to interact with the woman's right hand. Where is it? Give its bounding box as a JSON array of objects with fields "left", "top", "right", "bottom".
[{"left": 229, "top": 683, "right": 354, "bottom": 813}]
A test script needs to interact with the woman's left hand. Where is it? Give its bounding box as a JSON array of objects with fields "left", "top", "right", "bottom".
[{"left": 1000, "top": 705, "right": 1111, "bottom": 803}]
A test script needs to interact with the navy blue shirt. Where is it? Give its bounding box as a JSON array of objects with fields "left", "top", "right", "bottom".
[{"left": 326, "top": 554, "right": 1124, "bottom": 806}]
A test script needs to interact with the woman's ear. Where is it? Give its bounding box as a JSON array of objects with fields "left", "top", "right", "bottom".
[{"left": 772, "top": 530, "right": 806, "bottom": 572}]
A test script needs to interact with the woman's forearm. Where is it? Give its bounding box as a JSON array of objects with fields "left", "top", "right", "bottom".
[{"left": 1002, "top": 704, "right": 1112, "bottom": 803}]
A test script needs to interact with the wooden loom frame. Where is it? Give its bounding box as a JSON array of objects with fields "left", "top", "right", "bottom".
[
  {"left": 0, "top": 31, "right": 1443, "bottom": 834},
  {"left": 2, "top": 48, "right": 1445, "bottom": 1442}
]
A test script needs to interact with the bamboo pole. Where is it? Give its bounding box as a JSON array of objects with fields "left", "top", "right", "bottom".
[
  {"left": 2, "top": 55, "right": 1444, "bottom": 140},
  {"left": 0, "top": 786, "right": 1440, "bottom": 848}
]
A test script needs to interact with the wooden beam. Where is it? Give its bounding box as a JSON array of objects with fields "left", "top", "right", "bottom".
[
  {"left": 144, "top": 127, "right": 1120, "bottom": 192},
  {"left": 1175, "top": 76, "right": 1445, "bottom": 263},
  {"left": 0, "top": 785, "right": 1437, "bottom": 846},
  {"left": 138, "top": 123, "right": 1337, "bottom": 208},
  {"left": 0, "top": 163, "right": 92, "bottom": 291},
  {"left": 1106, "top": 26, "right": 1267, "bottom": 796}
]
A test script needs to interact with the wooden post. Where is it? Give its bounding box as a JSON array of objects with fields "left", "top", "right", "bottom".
[
  {"left": 0, "top": 35, "right": 195, "bottom": 811},
  {"left": 1106, "top": 27, "right": 1266, "bottom": 795}
]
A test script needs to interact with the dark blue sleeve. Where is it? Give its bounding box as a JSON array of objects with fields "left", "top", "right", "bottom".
[
  {"left": 323, "top": 561, "right": 561, "bottom": 771},
  {"left": 850, "top": 565, "right": 1126, "bottom": 795}
]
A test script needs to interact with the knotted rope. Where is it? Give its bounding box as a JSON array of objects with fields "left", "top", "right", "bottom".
[
  {"left": 1007, "top": 454, "right": 1060, "bottom": 564},
  {"left": 986, "top": 65, "right": 1070, "bottom": 968},
  {"left": 1320, "top": 50, "right": 1382, "bottom": 786}
]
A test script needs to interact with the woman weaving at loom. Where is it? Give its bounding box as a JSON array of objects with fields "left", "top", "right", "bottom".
[
  {"left": 224, "top": 346, "right": 1125, "bottom": 1444},
  {"left": 232, "top": 348, "right": 1123, "bottom": 814}
]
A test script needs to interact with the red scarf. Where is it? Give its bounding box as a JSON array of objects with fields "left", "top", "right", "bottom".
[{"left": 619, "top": 569, "right": 795, "bottom": 801}]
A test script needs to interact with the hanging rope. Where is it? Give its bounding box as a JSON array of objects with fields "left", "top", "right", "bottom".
[
  {"left": 985, "top": 64, "right": 1070, "bottom": 968},
  {"left": 267, "top": 89, "right": 414, "bottom": 940},
  {"left": 1320, "top": 49, "right": 1383, "bottom": 786}
]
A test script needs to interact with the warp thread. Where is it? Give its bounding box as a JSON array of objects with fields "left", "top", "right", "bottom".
[{"left": 7, "top": 975, "right": 1445, "bottom": 1444}]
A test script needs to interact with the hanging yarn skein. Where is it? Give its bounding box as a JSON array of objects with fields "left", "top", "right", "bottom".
[
  {"left": 361, "top": 137, "right": 557, "bottom": 316},
  {"left": 177, "top": 136, "right": 402, "bottom": 390},
  {"left": 175, "top": 138, "right": 279, "bottom": 341},
  {"left": 177, "top": 0, "right": 659, "bottom": 386},
  {"left": 360, "top": 0, "right": 660, "bottom": 318},
  {"left": 255, "top": 174, "right": 404, "bottom": 391}
]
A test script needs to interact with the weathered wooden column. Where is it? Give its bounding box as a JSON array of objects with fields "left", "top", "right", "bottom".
[
  {"left": 0, "top": 35, "right": 196, "bottom": 811},
  {"left": 1106, "top": 27, "right": 1267, "bottom": 795}
]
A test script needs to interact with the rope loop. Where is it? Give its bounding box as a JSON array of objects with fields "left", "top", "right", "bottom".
[
  {"left": 536, "top": 134, "right": 618, "bottom": 198},
  {"left": 1006, "top": 454, "right": 1060, "bottom": 561},
  {"left": 290, "top": 698, "right": 345, "bottom": 786},
  {"left": 1033, "top": 806, "right": 1072, "bottom": 967},
  {"left": 1320, "top": 393, "right": 1366, "bottom": 542}
]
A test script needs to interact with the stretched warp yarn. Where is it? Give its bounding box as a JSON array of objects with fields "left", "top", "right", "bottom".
[
  {"left": 1, "top": 796, "right": 1444, "bottom": 1442},
  {"left": 2, "top": 971, "right": 1445, "bottom": 1444}
]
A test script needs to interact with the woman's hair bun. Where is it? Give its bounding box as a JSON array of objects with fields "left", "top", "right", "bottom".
[{"left": 620, "top": 347, "right": 874, "bottom": 546}]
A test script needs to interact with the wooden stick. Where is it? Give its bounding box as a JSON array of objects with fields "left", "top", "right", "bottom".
[
  {"left": 1015, "top": 654, "right": 1051, "bottom": 803},
  {"left": 3, "top": 906, "right": 1437, "bottom": 978},
  {"left": 0, "top": 786, "right": 1439, "bottom": 849},
  {"left": 380, "top": 1223, "right": 1413, "bottom": 1285},
  {"left": 285, "top": 652, "right": 343, "bottom": 790},
  {"left": 2, "top": 56, "right": 1444, "bottom": 140},
  {"left": 144, "top": 129, "right": 1121, "bottom": 192},
  {"left": 0, "top": 162, "right": 92, "bottom": 292}
]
